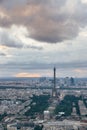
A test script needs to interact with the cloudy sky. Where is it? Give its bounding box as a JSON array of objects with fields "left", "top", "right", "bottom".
[{"left": 0, "top": 0, "right": 87, "bottom": 77}]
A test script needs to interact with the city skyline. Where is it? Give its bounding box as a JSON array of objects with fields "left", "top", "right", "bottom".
[{"left": 0, "top": 0, "right": 87, "bottom": 77}]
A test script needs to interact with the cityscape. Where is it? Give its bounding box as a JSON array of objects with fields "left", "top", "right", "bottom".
[
  {"left": 0, "top": 68, "right": 87, "bottom": 129},
  {"left": 0, "top": 0, "right": 87, "bottom": 130}
]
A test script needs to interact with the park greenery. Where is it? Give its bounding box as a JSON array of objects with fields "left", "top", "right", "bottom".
[
  {"left": 25, "top": 95, "right": 50, "bottom": 117},
  {"left": 34, "top": 125, "right": 43, "bottom": 130},
  {"left": 0, "top": 113, "right": 7, "bottom": 121},
  {"left": 54, "top": 95, "right": 81, "bottom": 116}
]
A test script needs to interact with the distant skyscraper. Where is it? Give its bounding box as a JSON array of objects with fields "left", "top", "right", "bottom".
[
  {"left": 52, "top": 67, "right": 57, "bottom": 98},
  {"left": 70, "top": 77, "right": 75, "bottom": 86}
]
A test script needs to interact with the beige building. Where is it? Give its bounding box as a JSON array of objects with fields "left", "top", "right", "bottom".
[
  {"left": 43, "top": 120, "right": 87, "bottom": 130},
  {"left": 7, "top": 123, "right": 17, "bottom": 130}
]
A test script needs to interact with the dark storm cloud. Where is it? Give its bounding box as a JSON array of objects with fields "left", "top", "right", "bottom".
[
  {"left": 0, "top": 0, "right": 87, "bottom": 43},
  {"left": 0, "top": 0, "right": 3, "bottom": 2},
  {"left": 0, "top": 0, "right": 27, "bottom": 8}
]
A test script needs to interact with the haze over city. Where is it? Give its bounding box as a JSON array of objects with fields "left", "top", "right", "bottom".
[{"left": 0, "top": 0, "right": 87, "bottom": 77}]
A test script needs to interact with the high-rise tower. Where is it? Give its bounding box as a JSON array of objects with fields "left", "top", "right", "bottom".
[
  {"left": 54, "top": 67, "right": 56, "bottom": 89},
  {"left": 52, "top": 67, "right": 57, "bottom": 98}
]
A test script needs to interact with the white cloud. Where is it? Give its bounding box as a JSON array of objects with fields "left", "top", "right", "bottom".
[
  {"left": 0, "top": 25, "right": 43, "bottom": 50},
  {"left": 81, "top": 0, "right": 87, "bottom": 4},
  {"left": 0, "top": 0, "right": 87, "bottom": 77}
]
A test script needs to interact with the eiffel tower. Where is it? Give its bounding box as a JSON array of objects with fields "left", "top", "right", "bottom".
[{"left": 52, "top": 67, "right": 57, "bottom": 98}]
